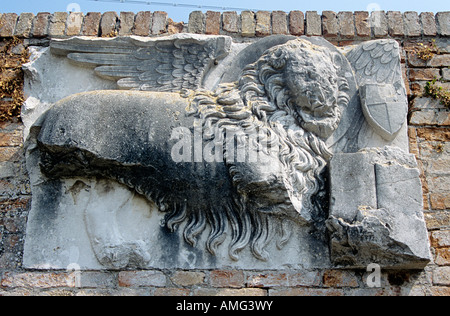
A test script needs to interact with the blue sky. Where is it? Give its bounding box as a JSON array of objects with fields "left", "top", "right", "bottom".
[{"left": 1, "top": 0, "right": 448, "bottom": 22}]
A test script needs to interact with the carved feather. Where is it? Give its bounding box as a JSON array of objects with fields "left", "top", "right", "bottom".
[
  {"left": 346, "top": 39, "right": 401, "bottom": 86},
  {"left": 50, "top": 35, "right": 231, "bottom": 92}
]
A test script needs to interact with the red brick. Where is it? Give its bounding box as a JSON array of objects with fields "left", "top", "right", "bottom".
[
  {"left": 81, "top": 12, "right": 101, "bottom": 36},
  {"left": 32, "top": 12, "right": 50, "bottom": 38},
  {"left": 1, "top": 272, "right": 75, "bottom": 288},
  {"left": 409, "top": 68, "right": 441, "bottom": 81},
  {"left": 272, "top": 11, "right": 288, "bottom": 35},
  {"left": 209, "top": 270, "right": 244, "bottom": 288},
  {"left": 247, "top": 272, "right": 289, "bottom": 288},
  {"left": 132, "top": 11, "right": 152, "bottom": 36},
  {"left": 154, "top": 288, "right": 190, "bottom": 296},
  {"left": 323, "top": 270, "right": 359, "bottom": 288},
  {"left": 269, "top": 287, "right": 345, "bottom": 296},
  {"left": 289, "top": 11, "right": 304, "bottom": 35},
  {"left": 289, "top": 271, "right": 322, "bottom": 287},
  {"left": 408, "top": 52, "right": 450, "bottom": 68},
  {"left": 118, "top": 271, "right": 166, "bottom": 287},
  {"left": 205, "top": 11, "right": 221, "bottom": 35},
  {"left": 193, "top": 288, "right": 266, "bottom": 296},
  {"left": 170, "top": 271, "right": 205, "bottom": 286},
  {"left": 354, "top": 11, "right": 370, "bottom": 37}
]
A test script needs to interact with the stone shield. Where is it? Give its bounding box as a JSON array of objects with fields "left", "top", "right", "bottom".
[{"left": 360, "top": 83, "right": 408, "bottom": 141}]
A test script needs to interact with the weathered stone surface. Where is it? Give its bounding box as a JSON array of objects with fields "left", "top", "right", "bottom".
[
  {"left": 404, "top": 11, "right": 421, "bottom": 37},
  {"left": 387, "top": 11, "right": 404, "bottom": 37},
  {"left": 289, "top": 11, "right": 304, "bottom": 36},
  {"left": 327, "top": 147, "right": 431, "bottom": 269},
  {"left": 22, "top": 35, "right": 428, "bottom": 273},
  {"left": 409, "top": 68, "right": 441, "bottom": 81},
  {"left": 118, "top": 12, "right": 135, "bottom": 36},
  {"left": 371, "top": 11, "right": 388, "bottom": 37},
  {"left": 338, "top": 11, "right": 355, "bottom": 38},
  {"left": 436, "top": 12, "right": 450, "bottom": 36},
  {"left": 410, "top": 111, "right": 450, "bottom": 126},
  {"left": 152, "top": 11, "right": 168, "bottom": 35},
  {"left": 222, "top": 11, "right": 239, "bottom": 33},
  {"left": 48, "top": 12, "right": 68, "bottom": 37},
  {"left": 420, "top": 12, "right": 437, "bottom": 36},
  {"left": 0, "top": 13, "right": 18, "bottom": 37},
  {"left": 81, "top": 12, "right": 101, "bottom": 36},
  {"left": 188, "top": 11, "right": 205, "bottom": 34},
  {"left": 433, "top": 266, "right": 450, "bottom": 285},
  {"left": 14, "top": 13, "right": 34, "bottom": 37},
  {"left": 255, "top": 11, "right": 271, "bottom": 36},
  {"left": 305, "top": 11, "right": 321, "bottom": 36},
  {"left": 322, "top": 11, "right": 338, "bottom": 38},
  {"left": 360, "top": 83, "right": 408, "bottom": 141},
  {"left": 354, "top": 11, "right": 370, "bottom": 37},
  {"left": 118, "top": 271, "right": 166, "bottom": 287},
  {"left": 32, "top": 12, "right": 50, "bottom": 38},
  {"left": 170, "top": 271, "right": 205, "bottom": 286},
  {"left": 272, "top": 11, "right": 288, "bottom": 35},
  {"left": 66, "top": 12, "right": 83, "bottom": 36},
  {"left": 205, "top": 11, "right": 221, "bottom": 35},
  {"left": 100, "top": 11, "right": 118, "bottom": 37},
  {"left": 132, "top": 11, "right": 152, "bottom": 36},
  {"left": 241, "top": 11, "right": 255, "bottom": 37}
]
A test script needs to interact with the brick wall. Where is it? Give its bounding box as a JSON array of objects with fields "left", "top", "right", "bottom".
[{"left": 0, "top": 10, "right": 449, "bottom": 296}]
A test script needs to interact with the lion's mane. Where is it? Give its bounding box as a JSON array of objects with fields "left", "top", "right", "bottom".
[{"left": 163, "top": 39, "right": 350, "bottom": 261}]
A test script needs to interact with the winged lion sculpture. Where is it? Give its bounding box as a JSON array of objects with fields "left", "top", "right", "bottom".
[{"left": 25, "top": 34, "right": 408, "bottom": 268}]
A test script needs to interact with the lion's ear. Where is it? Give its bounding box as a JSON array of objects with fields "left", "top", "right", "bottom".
[
  {"left": 331, "top": 52, "right": 345, "bottom": 71},
  {"left": 267, "top": 47, "right": 288, "bottom": 70}
]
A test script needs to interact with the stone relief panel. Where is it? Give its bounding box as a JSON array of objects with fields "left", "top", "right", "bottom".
[{"left": 22, "top": 34, "right": 431, "bottom": 270}]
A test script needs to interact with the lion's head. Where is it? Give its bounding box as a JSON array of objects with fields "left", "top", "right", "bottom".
[{"left": 240, "top": 38, "right": 350, "bottom": 139}]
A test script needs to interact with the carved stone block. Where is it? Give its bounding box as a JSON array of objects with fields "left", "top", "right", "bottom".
[
  {"left": 327, "top": 147, "right": 431, "bottom": 268},
  {"left": 21, "top": 34, "right": 430, "bottom": 271}
]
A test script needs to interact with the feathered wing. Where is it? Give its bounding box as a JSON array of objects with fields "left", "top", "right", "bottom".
[
  {"left": 346, "top": 39, "right": 404, "bottom": 89},
  {"left": 50, "top": 35, "right": 231, "bottom": 92}
]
